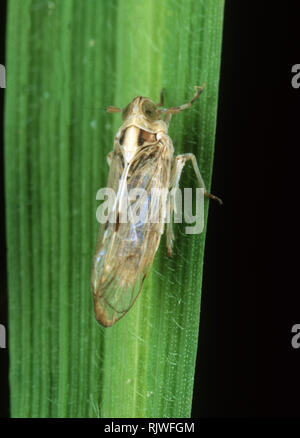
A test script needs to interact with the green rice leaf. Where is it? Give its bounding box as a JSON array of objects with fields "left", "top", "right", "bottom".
[{"left": 4, "top": 0, "right": 224, "bottom": 418}]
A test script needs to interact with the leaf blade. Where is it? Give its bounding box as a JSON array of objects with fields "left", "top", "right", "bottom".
[{"left": 5, "top": 0, "right": 224, "bottom": 418}]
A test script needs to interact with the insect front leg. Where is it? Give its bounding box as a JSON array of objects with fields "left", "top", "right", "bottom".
[
  {"left": 162, "top": 85, "right": 206, "bottom": 125},
  {"left": 106, "top": 150, "right": 113, "bottom": 167},
  {"left": 172, "top": 153, "right": 222, "bottom": 204}
]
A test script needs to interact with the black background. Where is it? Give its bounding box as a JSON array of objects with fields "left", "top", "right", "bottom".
[
  {"left": 193, "top": 0, "right": 300, "bottom": 418},
  {"left": 1, "top": 0, "right": 300, "bottom": 419}
]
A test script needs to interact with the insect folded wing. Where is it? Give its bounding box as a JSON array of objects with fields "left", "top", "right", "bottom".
[
  {"left": 91, "top": 143, "right": 171, "bottom": 327},
  {"left": 92, "top": 220, "right": 158, "bottom": 327}
]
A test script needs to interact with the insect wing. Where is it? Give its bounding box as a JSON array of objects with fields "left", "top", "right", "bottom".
[{"left": 91, "top": 142, "right": 171, "bottom": 326}]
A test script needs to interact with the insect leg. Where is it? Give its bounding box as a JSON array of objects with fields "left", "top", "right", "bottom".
[
  {"left": 106, "top": 150, "right": 113, "bottom": 167},
  {"left": 166, "top": 156, "right": 186, "bottom": 257},
  {"left": 163, "top": 84, "right": 206, "bottom": 117},
  {"left": 166, "top": 194, "right": 175, "bottom": 257},
  {"left": 164, "top": 113, "right": 173, "bottom": 126},
  {"left": 172, "top": 153, "right": 223, "bottom": 204}
]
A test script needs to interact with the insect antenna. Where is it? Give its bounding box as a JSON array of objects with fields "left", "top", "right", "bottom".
[
  {"left": 156, "top": 88, "right": 165, "bottom": 107},
  {"left": 106, "top": 106, "right": 122, "bottom": 113}
]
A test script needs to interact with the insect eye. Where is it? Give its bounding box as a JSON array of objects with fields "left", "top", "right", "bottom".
[{"left": 142, "top": 101, "right": 160, "bottom": 121}]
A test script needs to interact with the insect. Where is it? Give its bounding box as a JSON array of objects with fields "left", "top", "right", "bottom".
[{"left": 91, "top": 85, "right": 222, "bottom": 327}]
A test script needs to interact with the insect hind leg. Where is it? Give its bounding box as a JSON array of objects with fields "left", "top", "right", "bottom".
[
  {"left": 172, "top": 154, "right": 222, "bottom": 204},
  {"left": 166, "top": 153, "right": 222, "bottom": 255}
]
